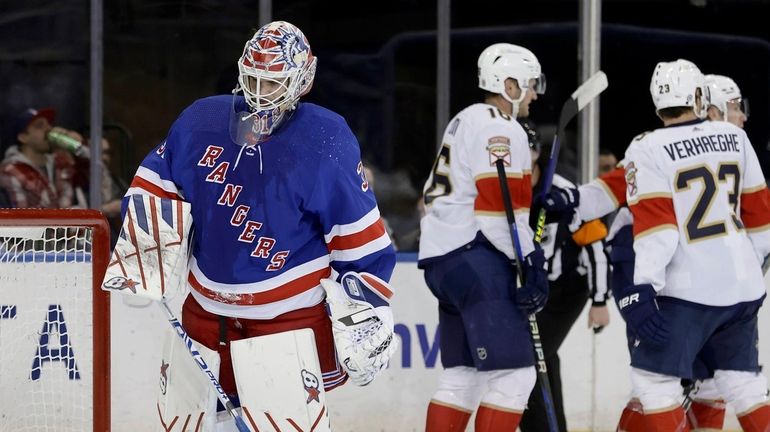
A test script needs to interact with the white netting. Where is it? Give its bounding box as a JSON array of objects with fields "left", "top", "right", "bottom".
[{"left": 0, "top": 226, "right": 95, "bottom": 431}]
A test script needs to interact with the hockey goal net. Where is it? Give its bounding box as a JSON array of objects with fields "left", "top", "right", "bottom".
[{"left": 0, "top": 209, "right": 110, "bottom": 431}]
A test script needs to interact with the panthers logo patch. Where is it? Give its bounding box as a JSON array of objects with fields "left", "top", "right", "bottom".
[
  {"left": 625, "top": 162, "right": 638, "bottom": 196},
  {"left": 487, "top": 136, "right": 511, "bottom": 166}
]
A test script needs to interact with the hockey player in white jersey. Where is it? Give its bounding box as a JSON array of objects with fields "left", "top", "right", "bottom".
[
  {"left": 671, "top": 72, "right": 754, "bottom": 431},
  {"left": 541, "top": 68, "right": 767, "bottom": 431},
  {"left": 619, "top": 59, "right": 770, "bottom": 431},
  {"left": 419, "top": 43, "right": 549, "bottom": 432},
  {"left": 549, "top": 73, "right": 754, "bottom": 228}
]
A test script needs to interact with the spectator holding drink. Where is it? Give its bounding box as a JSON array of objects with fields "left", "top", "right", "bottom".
[{"left": 0, "top": 107, "right": 86, "bottom": 208}]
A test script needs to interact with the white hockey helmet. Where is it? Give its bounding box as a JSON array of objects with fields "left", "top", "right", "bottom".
[
  {"left": 705, "top": 74, "right": 749, "bottom": 119},
  {"left": 478, "top": 43, "right": 545, "bottom": 113},
  {"left": 235, "top": 21, "right": 317, "bottom": 140},
  {"left": 650, "top": 59, "right": 709, "bottom": 119}
]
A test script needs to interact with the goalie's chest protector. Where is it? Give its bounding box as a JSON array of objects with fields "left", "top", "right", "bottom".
[{"left": 166, "top": 100, "right": 365, "bottom": 309}]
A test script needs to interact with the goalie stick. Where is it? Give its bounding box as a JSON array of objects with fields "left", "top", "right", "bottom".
[
  {"left": 534, "top": 71, "right": 609, "bottom": 242},
  {"left": 160, "top": 301, "right": 251, "bottom": 432}
]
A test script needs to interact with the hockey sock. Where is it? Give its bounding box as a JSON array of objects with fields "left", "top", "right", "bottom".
[
  {"left": 738, "top": 403, "right": 770, "bottom": 432},
  {"left": 687, "top": 399, "right": 725, "bottom": 430},
  {"left": 643, "top": 406, "right": 689, "bottom": 432},
  {"left": 617, "top": 399, "right": 645, "bottom": 432},
  {"left": 474, "top": 403, "right": 522, "bottom": 432},
  {"left": 425, "top": 400, "right": 472, "bottom": 432}
]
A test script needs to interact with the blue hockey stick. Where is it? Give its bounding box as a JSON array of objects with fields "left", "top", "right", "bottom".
[
  {"left": 534, "top": 71, "right": 608, "bottom": 243},
  {"left": 495, "top": 71, "right": 608, "bottom": 432},
  {"left": 495, "top": 159, "right": 559, "bottom": 432},
  {"left": 160, "top": 301, "right": 252, "bottom": 432}
]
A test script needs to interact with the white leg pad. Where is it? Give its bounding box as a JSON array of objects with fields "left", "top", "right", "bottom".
[
  {"left": 231, "top": 328, "right": 331, "bottom": 432},
  {"left": 432, "top": 366, "right": 486, "bottom": 411},
  {"left": 692, "top": 378, "right": 722, "bottom": 401},
  {"left": 713, "top": 369, "right": 769, "bottom": 414},
  {"left": 479, "top": 366, "right": 536, "bottom": 411},
  {"left": 630, "top": 367, "right": 683, "bottom": 411},
  {"left": 156, "top": 326, "right": 220, "bottom": 432}
]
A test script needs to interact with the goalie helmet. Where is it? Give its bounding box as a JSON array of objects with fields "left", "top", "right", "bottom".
[
  {"left": 478, "top": 43, "right": 546, "bottom": 115},
  {"left": 650, "top": 59, "right": 709, "bottom": 119},
  {"left": 705, "top": 74, "right": 749, "bottom": 121},
  {"left": 235, "top": 21, "right": 317, "bottom": 141}
]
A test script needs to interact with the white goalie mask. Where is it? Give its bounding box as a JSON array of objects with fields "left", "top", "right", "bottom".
[
  {"left": 232, "top": 21, "right": 317, "bottom": 144},
  {"left": 478, "top": 43, "right": 546, "bottom": 117},
  {"left": 705, "top": 74, "right": 749, "bottom": 121},
  {"left": 650, "top": 59, "right": 709, "bottom": 119}
]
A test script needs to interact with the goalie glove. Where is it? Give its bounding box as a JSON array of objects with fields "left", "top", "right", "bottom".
[{"left": 320, "top": 272, "right": 397, "bottom": 386}]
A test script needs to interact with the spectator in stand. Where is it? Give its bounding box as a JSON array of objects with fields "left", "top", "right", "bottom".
[
  {"left": 96, "top": 137, "right": 127, "bottom": 220},
  {"left": 0, "top": 107, "right": 83, "bottom": 208},
  {"left": 75, "top": 136, "right": 126, "bottom": 215},
  {"left": 73, "top": 136, "right": 128, "bottom": 245},
  {"left": 598, "top": 147, "right": 618, "bottom": 176}
]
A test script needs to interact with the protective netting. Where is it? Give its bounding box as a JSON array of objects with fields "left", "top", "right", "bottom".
[{"left": 0, "top": 226, "right": 95, "bottom": 431}]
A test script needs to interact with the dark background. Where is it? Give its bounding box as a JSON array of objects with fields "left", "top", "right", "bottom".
[{"left": 2, "top": 0, "right": 769, "bottom": 248}]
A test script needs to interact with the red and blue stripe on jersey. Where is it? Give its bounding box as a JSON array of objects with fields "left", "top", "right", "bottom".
[{"left": 126, "top": 96, "right": 395, "bottom": 318}]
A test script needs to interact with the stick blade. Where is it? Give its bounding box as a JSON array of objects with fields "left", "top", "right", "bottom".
[{"left": 571, "top": 71, "right": 608, "bottom": 111}]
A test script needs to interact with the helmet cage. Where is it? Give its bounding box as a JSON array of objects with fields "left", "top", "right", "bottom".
[{"left": 235, "top": 21, "right": 317, "bottom": 140}]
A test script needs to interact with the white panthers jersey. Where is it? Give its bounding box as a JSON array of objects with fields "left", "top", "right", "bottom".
[
  {"left": 624, "top": 119, "right": 770, "bottom": 306},
  {"left": 577, "top": 166, "right": 626, "bottom": 222},
  {"left": 418, "top": 103, "right": 534, "bottom": 262}
]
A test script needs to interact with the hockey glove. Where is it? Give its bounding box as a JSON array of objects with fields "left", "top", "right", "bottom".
[
  {"left": 515, "top": 247, "right": 549, "bottom": 315},
  {"left": 617, "top": 283, "right": 670, "bottom": 345},
  {"left": 102, "top": 195, "right": 192, "bottom": 303},
  {"left": 320, "top": 272, "right": 398, "bottom": 386},
  {"left": 541, "top": 187, "right": 580, "bottom": 213}
]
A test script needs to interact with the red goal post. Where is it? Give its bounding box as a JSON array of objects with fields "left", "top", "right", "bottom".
[{"left": 0, "top": 209, "right": 111, "bottom": 431}]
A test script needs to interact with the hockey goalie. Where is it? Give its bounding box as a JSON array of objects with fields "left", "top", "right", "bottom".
[{"left": 102, "top": 20, "right": 398, "bottom": 432}]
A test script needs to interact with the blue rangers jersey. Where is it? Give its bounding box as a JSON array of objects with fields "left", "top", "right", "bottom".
[{"left": 125, "top": 95, "right": 396, "bottom": 319}]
